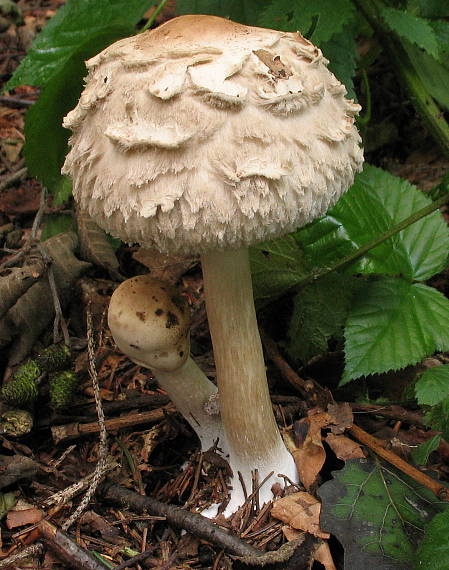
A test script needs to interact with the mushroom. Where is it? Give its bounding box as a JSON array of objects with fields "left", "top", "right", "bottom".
[
  {"left": 62, "top": 15, "right": 363, "bottom": 514},
  {"left": 108, "top": 275, "right": 224, "bottom": 452}
]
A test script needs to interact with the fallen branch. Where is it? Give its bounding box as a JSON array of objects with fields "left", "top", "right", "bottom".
[
  {"left": 0, "top": 543, "right": 43, "bottom": 569},
  {"left": 100, "top": 482, "right": 262, "bottom": 558},
  {"left": 350, "top": 423, "right": 449, "bottom": 501},
  {"left": 51, "top": 405, "right": 175, "bottom": 443}
]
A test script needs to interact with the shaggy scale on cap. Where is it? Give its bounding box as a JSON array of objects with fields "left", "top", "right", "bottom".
[{"left": 62, "top": 15, "right": 363, "bottom": 254}]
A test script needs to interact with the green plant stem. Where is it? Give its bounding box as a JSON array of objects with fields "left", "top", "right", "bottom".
[
  {"left": 293, "top": 190, "right": 449, "bottom": 291},
  {"left": 357, "top": 68, "right": 372, "bottom": 127},
  {"left": 353, "top": 0, "right": 449, "bottom": 158},
  {"left": 140, "top": 0, "right": 169, "bottom": 32}
]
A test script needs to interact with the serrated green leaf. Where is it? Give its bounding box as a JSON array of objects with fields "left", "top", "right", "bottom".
[
  {"left": 411, "top": 435, "right": 442, "bottom": 466},
  {"left": 415, "top": 365, "right": 449, "bottom": 406},
  {"left": 342, "top": 280, "right": 449, "bottom": 383},
  {"left": 424, "top": 397, "right": 449, "bottom": 440},
  {"left": 250, "top": 235, "right": 309, "bottom": 300},
  {"left": 287, "top": 273, "right": 357, "bottom": 363},
  {"left": 380, "top": 6, "right": 439, "bottom": 59},
  {"left": 430, "top": 20, "right": 449, "bottom": 58},
  {"left": 319, "top": 458, "right": 448, "bottom": 569},
  {"left": 6, "top": 0, "right": 155, "bottom": 90},
  {"left": 321, "top": 31, "right": 357, "bottom": 98},
  {"left": 175, "top": 0, "right": 264, "bottom": 24},
  {"left": 416, "top": 509, "right": 449, "bottom": 569},
  {"left": 258, "top": 0, "right": 355, "bottom": 45},
  {"left": 297, "top": 165, "right": 449, "bottom": 281}
]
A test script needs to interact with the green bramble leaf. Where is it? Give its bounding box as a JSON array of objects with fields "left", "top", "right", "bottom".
[
  {"left": 342, "top": 279, "right": 449, "bottom": 384},
  {"left": 423, "top": 397, "right": 449, "bottom": 441},
  {"left": 411, "top": 435, "right": 442, "bottom": 466},
  {"left": 250, "top": 235, "right": 309, "bottom": 300},
  {"left": 258, "top": 0, "right": 355, "bottom": 45},
  {"left": 298, "top": 165, "right": 449, "bottom": 281},
  {"left": 415, "top": 365, "right": 449, "bottom": 406},
  {"left": 380, "top": 6, "right": 440, "bottom": 60},
  {"left": 416, "top": 510, "right": 449, "bottom": 569},
  {"left": 287, "top": 273, "right": 358, "bottom": 363},
  {"left": 318, "top": 458, "right": 448, "bottom": 569},
  {"left": 321, "top": 31, "right": 358, "bottom": 98}
]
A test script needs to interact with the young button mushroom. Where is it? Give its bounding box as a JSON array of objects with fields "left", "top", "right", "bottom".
[
  {"left": 63, "top": 15, "right": 363, "bottom": 514},
  {"left": 108, "top": 275, "right": 224, "bottom": 452}
]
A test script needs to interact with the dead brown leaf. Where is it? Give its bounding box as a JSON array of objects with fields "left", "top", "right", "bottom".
[
  {"left": 271, "top": 492, "right": 329, "bottom": 539},
  {"left": 6, "top": 500, "right": 42, "bottom": 529},
  {"left": 325, "top": 433, "right": 365, "bottom": 460},
  {"left": 292, "top": 413, "right": 329, "bottom": 489},
  {"left": 327, "top": 402, "right": 353, "bottom": 434},
  {"left": 315, "top": 542, "right": 337, "bottom": 570}
]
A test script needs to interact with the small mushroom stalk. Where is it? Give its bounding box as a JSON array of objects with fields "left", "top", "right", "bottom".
[
  {"left": 201, "top": 248, "right": 297, "bottom": 514},
  {"left": 108, "top": 276, "right": 225, "bottom": 452}
]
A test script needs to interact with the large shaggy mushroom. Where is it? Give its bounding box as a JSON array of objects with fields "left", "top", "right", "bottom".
[{"left": 62, "top": 15, "right": 363, "bottom": 514}]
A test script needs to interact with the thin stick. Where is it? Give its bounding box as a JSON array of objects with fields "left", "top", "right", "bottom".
[
  {"left": 140, "top": 0, "right": 169, "bottom": 32},
  {"left": 0, "top": 167, "right": 27, "bottom": 192},
  {"left": 0, "top": 543, "right": 43, "bottom": 568},
  {"left": 350, "top": 423, "right": 449, "bottom": 501}
]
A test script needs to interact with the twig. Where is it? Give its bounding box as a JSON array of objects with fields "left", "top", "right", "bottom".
[
  {"left": 350, "top": 403, "right": 425, "bottom": 427},
  {"left": 113, "top": 548, "right": 156, "bottom": 570},
  {"left": 0, "top": 543, "right": 43, "bottom": 568},
  {"left": 0, "top": 167, "right": 27, "bottom": 192},
  {"left": 100, "top": 482, "right": 263, "bottom": 558},
  {"left": 51, "top": 405, "right": 175, "bottom": 443},
  {"left": 46, "top": 260, "right": 70, "bottom": 346},
  {"left": 0, "top": 95, "right": 34, "bottom": 108},
  {"left": 62, "top": 305, "right": 109, "bottom": 531},
  {"left": 349, "top": 423, "right": 449, "bottom": 501},
  {"left": 39, "top": 519, "right": 109, "bottom": 570},
  {"left": 43, "top": 456, "right": 118, "bottom": 508}
]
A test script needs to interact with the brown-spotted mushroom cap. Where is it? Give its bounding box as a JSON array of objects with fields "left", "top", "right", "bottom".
[
  {"left": 108, "top": 275, "right": 190, "bottom": 372},
  {"left": 62, "top": 15, "right": 363, "bottom": 254}
]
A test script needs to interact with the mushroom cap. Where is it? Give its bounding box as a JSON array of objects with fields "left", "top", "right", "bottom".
[
  {"left": 108, "top": 275, "right": 190, "bottom": 372},
  {"left": 63, "top": 15, "right": 363, "bottom": 254}
]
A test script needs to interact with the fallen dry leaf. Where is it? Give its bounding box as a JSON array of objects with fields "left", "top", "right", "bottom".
[
  {"left": 325, "top": 433, "right": 365, "bottom": 461},
  {"left": 327, "top": 402, "right": 353, "bottom": 434},
  {"left": 271, "top": 492, "right": 329, "bottom": 539},
  {"left": 315, "top": 541, "right": 337, "bottom": 570},
  {"left": 293, "top": 414, "right": 329, "bottom": 489},
  {"left": 282, "top": 525, "right": 304, "bottom": 542},
  {"left": 6, "top": 500, "right": 42, "bottom": 529}
]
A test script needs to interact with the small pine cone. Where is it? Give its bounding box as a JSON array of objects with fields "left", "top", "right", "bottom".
[
  {"left": 2, "top": 361, "right": 40, "bottom": 405},
  {"left": 36, "top": 344, "right": 71, "bottom": 373},
  {"left": 49, "top": 370, "right": 79, "bottom": 409}
]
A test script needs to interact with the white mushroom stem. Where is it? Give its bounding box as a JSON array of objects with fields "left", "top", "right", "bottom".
[
  {"left": 149, "top": 357, "right": 225, "bottom": 452},
  {"left": 201, "top": 247, "right": 297, "bottom": 514}
]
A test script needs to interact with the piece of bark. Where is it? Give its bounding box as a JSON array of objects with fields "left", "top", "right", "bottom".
[
  {"left": 51, "top": 405, "right": 175, "bottom": 443},
  {"left": 5, "top": 233, "right": 91, "bottom": 365},
  {"left": 0, "top": 455, "right": 40, "bottom": 489},
  {"left": 0, "top": 261, "right": 46, "bottom": 319}
]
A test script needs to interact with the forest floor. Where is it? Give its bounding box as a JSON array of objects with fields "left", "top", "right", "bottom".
[{"left": 0, "top": 1, "right": 449, "bottom": 569}]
